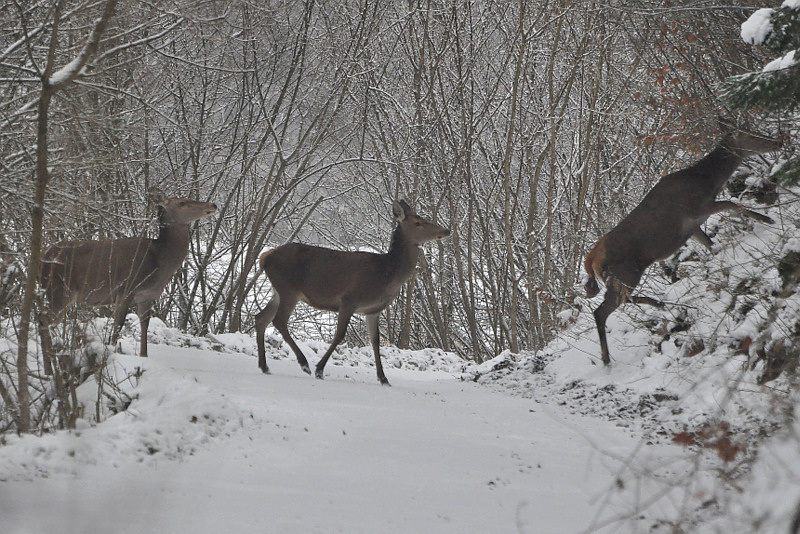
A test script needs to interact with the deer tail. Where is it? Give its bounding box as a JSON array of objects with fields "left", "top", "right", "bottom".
[
  {"left": 583, "top": 239, "right": 606, "bottom": 299},
  {"left": 258, "top": 249, "right": 275, "bottom": 273}
]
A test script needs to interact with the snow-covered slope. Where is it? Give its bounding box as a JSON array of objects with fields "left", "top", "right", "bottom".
[{"left": 474, "top": 171, "right": 800, "bottom": 531}]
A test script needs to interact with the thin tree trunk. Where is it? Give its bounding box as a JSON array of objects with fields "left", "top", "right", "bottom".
[{"left": 16, "top": 0, "right": 118, "bottom": 433}]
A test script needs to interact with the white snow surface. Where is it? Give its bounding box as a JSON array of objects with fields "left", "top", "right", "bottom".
[
  {"left": 1, "top": 335, "right": 688, "bottom": 534},
  {"left": 741, "top": 8, "right": 774, "bottom": 45}
]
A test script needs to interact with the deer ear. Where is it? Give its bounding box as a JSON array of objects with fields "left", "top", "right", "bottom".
[
  {"left": 150, "top": 188, "right": 168, "bottom": 206},
  {"left": 717, "top": 116, "right": 736, "bottom": 135},
  {"left": 392, "top": 199, "right": 407, "bottom": 221}
]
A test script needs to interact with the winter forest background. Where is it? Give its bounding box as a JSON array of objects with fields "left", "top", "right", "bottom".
[
  {"left": 4, "top": 0, "right": 800, "bottom": 531},
  {"left": 7, "top": 0, "right": 792, "bottom": 360}
]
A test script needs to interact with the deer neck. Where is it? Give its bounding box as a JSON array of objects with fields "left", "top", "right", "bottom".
[
  {"left": 696, "top": 145, "right": 745, "bottom": 194},
  {"left": 155, "top": 219, "right": 191, "bottom": 271},
  {"left": 386, "top": 226, "right": 420, "bottom": 281}
]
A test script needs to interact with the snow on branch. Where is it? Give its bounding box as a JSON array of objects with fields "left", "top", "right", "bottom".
[{"left": 47, "top": 0, "right": 119, "bottom": 90}]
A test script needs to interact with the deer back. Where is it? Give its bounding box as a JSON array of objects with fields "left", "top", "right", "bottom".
[{"left": 42, "top": 237, "right": 160, "bottom": 307}]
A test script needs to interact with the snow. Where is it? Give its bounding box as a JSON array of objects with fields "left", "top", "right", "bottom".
[
  {"left": 0, "top": 341, "right": 686, "bottom": 534},
  {"left": 783, "top": 0, "right": 800, "bottom": 9},
  {"left": 763, "top": 49, "right": 798, "bottom": 72},
  {"left": 741, "top": 8, "right": 774, "bottom": 45}
]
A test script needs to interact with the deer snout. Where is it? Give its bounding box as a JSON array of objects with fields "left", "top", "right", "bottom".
[
  {"left": 206, "top": 203, "right": 218, "bottom": 214},
  {"left": 439, "top": 228, "right": 451, "bottom": 239}
]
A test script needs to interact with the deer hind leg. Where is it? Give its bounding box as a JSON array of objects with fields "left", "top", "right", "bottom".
[
  {"left": 593, "top": 264, "right": 650, "bottom": 365},
  {"left": 111, "top": 295, "right": 133, "bottom": 352},
  {"left": 255, "top": 294, "right": 280, "bottom": 374},
  {"left": 366, "top": 313, "right": 389, "bottom": 386},
  {"left": 137, "top": 301, "right": 152, "bottom": 358},
  {"left": 593, "top": 284, "right": 626, "bottom": 366},
  {"left": 271, "top": 295, "right": 313, "bottom": 375},
  {"left": 315, "top": 308, "right": 354, "bottom": 380}
]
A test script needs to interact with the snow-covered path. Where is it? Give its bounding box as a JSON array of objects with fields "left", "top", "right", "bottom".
[{"left": 2, "top": 345, "right": 675, "bottom": 533}]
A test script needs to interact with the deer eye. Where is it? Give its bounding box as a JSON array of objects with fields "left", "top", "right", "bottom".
[{"left": 415, "top": 222, "right": 423, "bottom": 227}]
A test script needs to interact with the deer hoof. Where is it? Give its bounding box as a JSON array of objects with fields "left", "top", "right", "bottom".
[
  {"left": 260, "top": 366, "right": 271, "bottom": 375},
  {"left": 301, "top": 364, "right": 312, "bottom": 375},
  {"left": 380, "top": 379, "right": 391, "bottom": 387},
  {"left": 314, "top": 368, "right": 325, "bottom": 380}
]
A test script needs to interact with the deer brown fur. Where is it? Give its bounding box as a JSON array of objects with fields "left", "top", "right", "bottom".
[
  {"left": 254, "top": 199, "right": 450, "bottom": 385},
  {"left": 39, "top": 192, "right": 217, "bottom": 361},
  {"left": 584, "top": 126, "right": 782, "bottom": 365}
]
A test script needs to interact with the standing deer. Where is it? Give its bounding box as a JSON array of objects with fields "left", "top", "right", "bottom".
[
  {"left": 39, "top": 192, "right": 217, "bottom": 359},
  {"left": 584, "top": 126, "right": 782, "bottom": 365},
  {"left": 254, "top": 199, "right": 450, "bottom": 385}
]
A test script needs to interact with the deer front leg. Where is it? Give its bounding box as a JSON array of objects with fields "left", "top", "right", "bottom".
[
  {"left": 136, "top": 301, "right": 153, "bottom": 358},
  {"left": 367, "top": 313, "right": 389, "bottom": 386},
  {"left": 706, "top": 200, "right": 774, "bottom": 225},
  {"left": 315, "top": 308, "right": 353, "bottom": 380},
  {"left": 630, "top": 295, "right": 665, "bottom": 308},
  {"left": 691, "top": 228, "right": 714, "bottom": 251}
]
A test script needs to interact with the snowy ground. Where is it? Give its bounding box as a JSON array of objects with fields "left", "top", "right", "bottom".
[{"left": 1, "top": 327, "right": 696, "bottom": 534}]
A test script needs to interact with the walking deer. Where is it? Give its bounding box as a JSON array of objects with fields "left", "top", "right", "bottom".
[
  {"left": 584, "top": 125, "right": 783, "bottom": 365},
  {"left": 39, "top": 191, "right": 217, "bottom": 359},
  {"left": 254, "top": 199, "right": 450, "bottom": 385}
]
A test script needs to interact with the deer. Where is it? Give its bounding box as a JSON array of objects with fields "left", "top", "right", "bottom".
[
  {"left": 254, "top": 199, "right": 450, "bottom": 386},
  {"left": 39, "top": 191, "right": 217, "bottom": 362},
  {"left": 583, "top": 125, "right": 783, "bottom": 366}
]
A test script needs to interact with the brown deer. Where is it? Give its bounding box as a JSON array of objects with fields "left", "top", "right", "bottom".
[
  {"left": 584, "top": 126, "right": 782, "bottom": 365},
  {"left": 254, "top": 199, "right": 450, "bottom": 385},
  {"left": 39, "top": 192, "right": 217, "bottom": 359}
]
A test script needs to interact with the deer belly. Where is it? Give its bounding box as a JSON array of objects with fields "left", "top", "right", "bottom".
[{"left": 297, "top": 293, "right": 340, "bottom": 312}]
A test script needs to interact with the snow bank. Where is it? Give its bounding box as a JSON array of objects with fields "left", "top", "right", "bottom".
[
  {"left": 474, "top": 175, "right": 800, "bottom": 530},
  {"left": 0, "top": 352, "right": 252, "bottom": 481}
]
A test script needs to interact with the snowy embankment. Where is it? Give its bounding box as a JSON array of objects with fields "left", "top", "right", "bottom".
[{"left": 474, "top": 174, "right": 800, "bottom": 531}]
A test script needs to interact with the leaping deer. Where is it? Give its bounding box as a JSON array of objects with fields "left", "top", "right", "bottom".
[
  {"left": 39, "top": 191, "right": 217, "bottom": 361},
  {"left": 584, "top": 125, "right": 783, "bottom": 365},
  {"left": 254, "top": 199, "right": 450, "bottom": 385}
]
